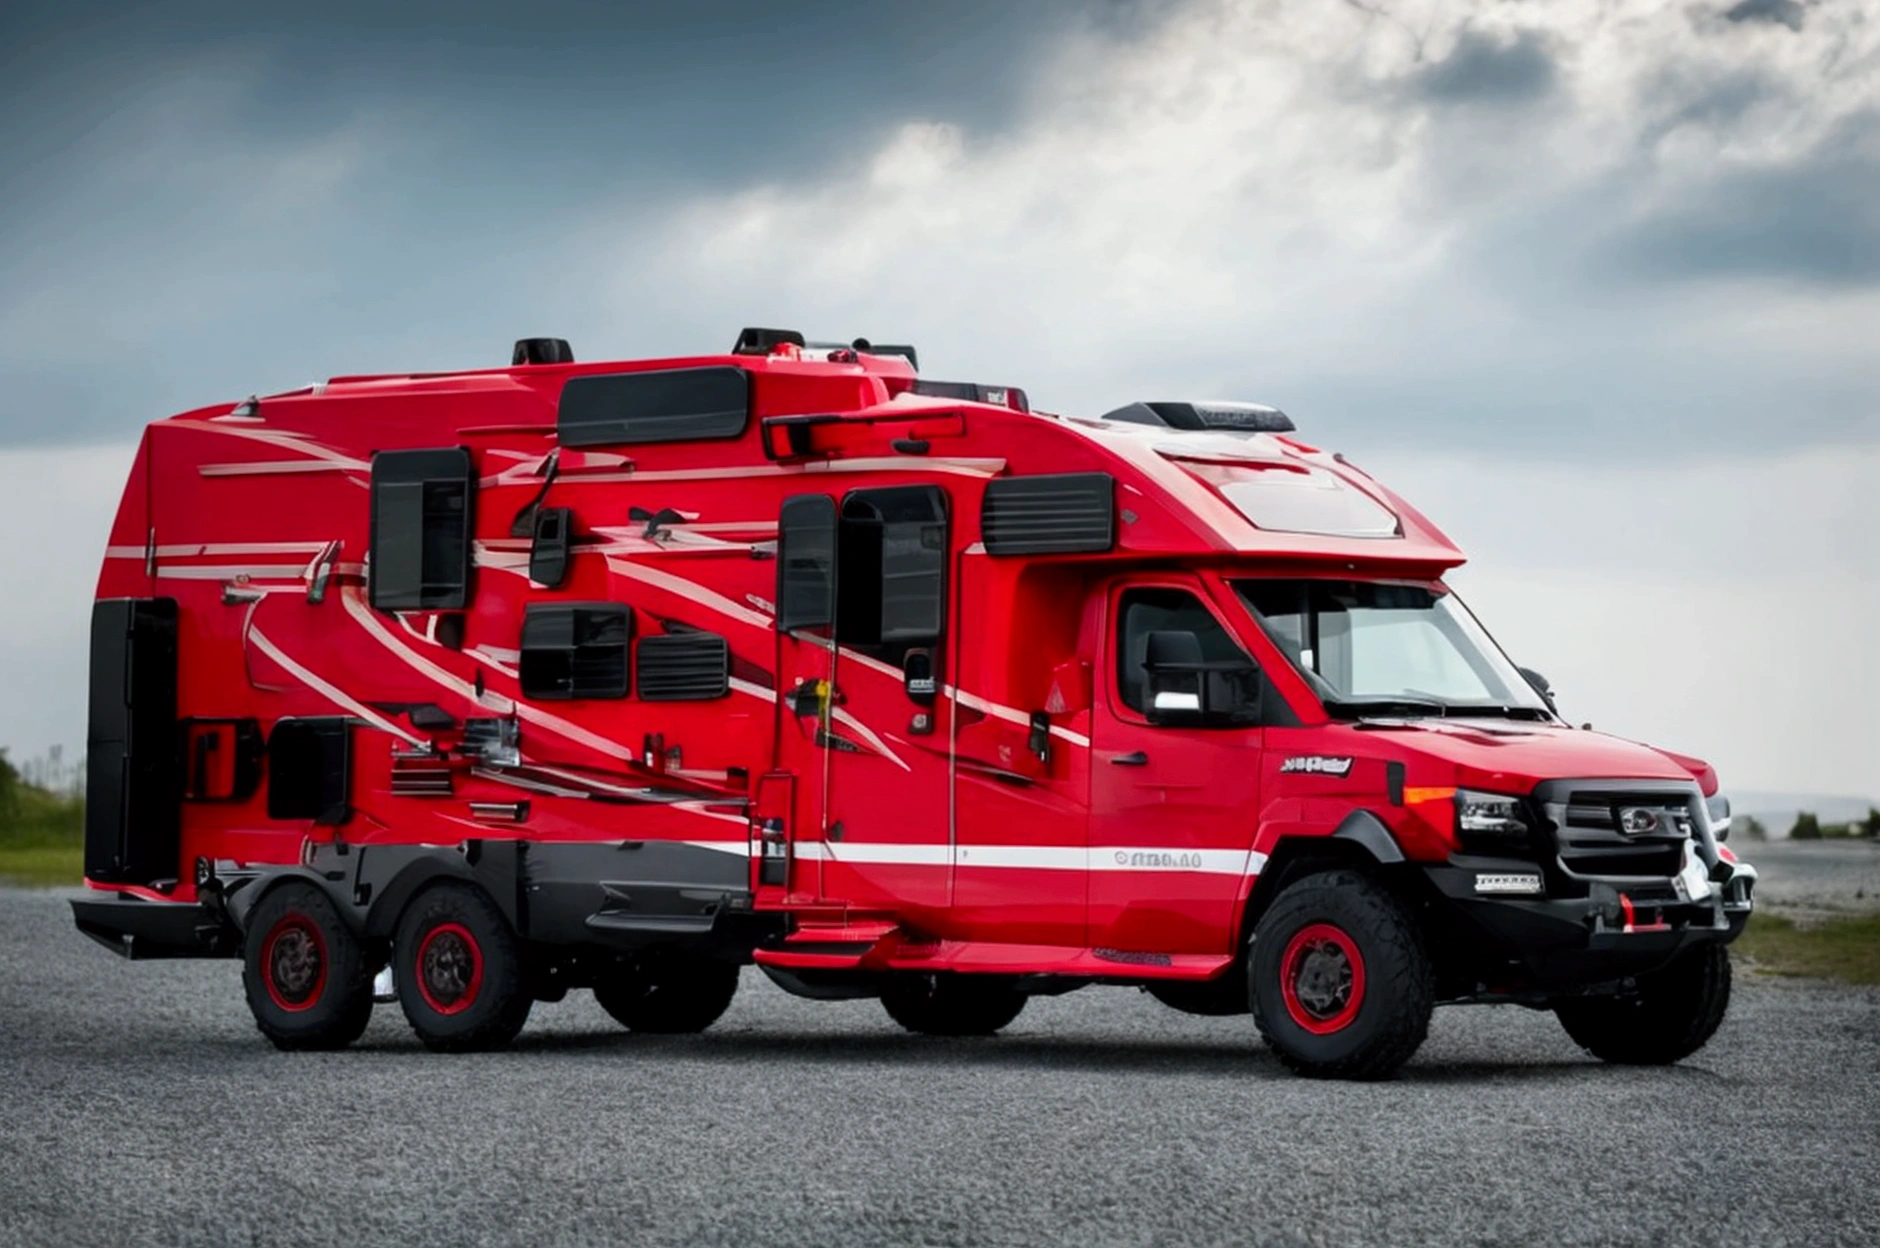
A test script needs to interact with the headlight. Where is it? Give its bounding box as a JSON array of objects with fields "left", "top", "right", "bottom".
[{"left": 1455, "top": 789, "right": 1532, "bottom": 850}]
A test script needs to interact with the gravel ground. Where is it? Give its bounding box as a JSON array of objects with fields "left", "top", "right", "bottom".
[{"left": 3, "top": 888, "right": 1878, "bottom": 1247}]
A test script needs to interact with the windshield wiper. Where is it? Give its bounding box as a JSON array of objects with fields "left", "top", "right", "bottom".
[
  {"left": 1443, "top": 704, "right": 1552, "bottom": 721},
  {"left": 1324, "top": 695, "right": 1449, "bottom": 720}
]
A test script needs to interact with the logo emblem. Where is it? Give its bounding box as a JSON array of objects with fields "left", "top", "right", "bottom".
[
  {"left": 1619, "top": 807, "right": 1659, "bottom": 835},
  {"left": 1280, "top": 756, "right": 1355, "bottom": 777}
]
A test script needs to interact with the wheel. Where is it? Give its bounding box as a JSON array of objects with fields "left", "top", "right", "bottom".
[
  {"left": 392, "top": 882, "right": 532, "bottom": 1052},
  {"left": 881, "top": 972, "right": 1026, "bottom": 1036},
  {"left": 1249, "top": 870, "right": 1433, "bottom": 1079},
  {"left": 242, "top": 882, "right": 373, "bottom": 1051},
  {"left": 1555, "top": 944, "right": 1732, "bottom": 1065},
  {"left": 1146, "top": 973, "right": 1250, "bottom": 1017},
  {"left": 592, "top": 954, "right": 740, "bottom": 1034}
]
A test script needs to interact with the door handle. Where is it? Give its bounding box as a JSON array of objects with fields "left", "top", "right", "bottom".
[{"left": 1109, "top": 750, "right": 1149, "bottom": 766}]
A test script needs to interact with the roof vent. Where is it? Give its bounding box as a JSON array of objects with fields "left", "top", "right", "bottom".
[
  {"left": 733, "top": 327, "right": 806, "bottom": 355},
  {"left": 513, "top": 338, "right": 574, "bottom": 366},
  {"left": 1101, "top": 401, "right": 1294, "bottom": 434}
]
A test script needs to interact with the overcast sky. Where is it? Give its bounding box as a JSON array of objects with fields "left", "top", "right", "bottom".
[{"left": 1, "top": 0, "right": 1874, "bottom": 796}]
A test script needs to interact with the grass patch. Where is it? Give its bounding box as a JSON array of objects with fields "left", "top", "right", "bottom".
[
  {"left": 0, "top": 843, "right": 84, "bottom": 888},
  {"left": 1734, "top": 912, "right": 1880, "bottom": 986},
  {"left": 0, "top": 760, "right": 84, "bottom": 887}
]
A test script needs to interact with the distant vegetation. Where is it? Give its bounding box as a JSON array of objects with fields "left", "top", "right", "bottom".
[
  {"left": 1788, "top": 809, "right": 1880, "bottom": 841},
  {"left": 0, "top": 749, "right": 85, "bottom": 886},
  {"left": 1736, "top": 913, "right": 1880, "bottom": 986}
]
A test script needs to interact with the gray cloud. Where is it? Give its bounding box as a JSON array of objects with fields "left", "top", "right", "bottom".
[
  {"left": 1723, "top": 0, "right": 1807, "bottom": 33},
  {"left": 1604, "top": 117, "right": 1880, "bottom": 286},
  {"left": 1410, "top": 28, "right": 1557, "bottom": 105}
]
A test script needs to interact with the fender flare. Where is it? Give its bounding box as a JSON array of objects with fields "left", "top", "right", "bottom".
[
  {"left": 1330, "top": 809, "right": 1406, "bottom": 864},
  {"left": 222, "top": 866, "right": 334, "bottom": 936}
]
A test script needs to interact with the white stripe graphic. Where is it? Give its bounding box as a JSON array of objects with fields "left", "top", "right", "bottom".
[
  {"left": 791, "top": 842, "right": 1268, "bottom": 876},
  {"left": 246, "top": 627, "right": 424, "bottom": 745}
]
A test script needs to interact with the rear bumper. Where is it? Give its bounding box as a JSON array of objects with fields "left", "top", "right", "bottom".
[
  {"left": 71, "top": 895, "right": 239, "bottom": 960},
  {"left": 1422, "top": 857, "right": 1754, "bottom": 984}
]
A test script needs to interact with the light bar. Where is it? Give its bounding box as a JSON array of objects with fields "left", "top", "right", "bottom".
[{"left": 1474, "top": 872, "right": 1543, "bottom": 896}]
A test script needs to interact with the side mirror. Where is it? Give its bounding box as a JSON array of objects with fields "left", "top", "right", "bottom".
[
  {"left": 1143, "top": 630, "right": 1262, "bottom": 726},
  {"left": 1517, "top": 666, "right": 1558, "bottom": 711},
  {"left": 1145, "top": 630, "right": 1205, "bottom": 715}
]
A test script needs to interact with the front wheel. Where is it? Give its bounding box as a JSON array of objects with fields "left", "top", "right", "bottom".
[
  {"left": 881, "top": 973, "right": 1026, "bottom": 1036},
  {"left": 1555, "top": 944, "right": 1732, "bottom": 1065},
  {"left": 1249, "top": 870, "right": 1433, "bottom": 1079}
]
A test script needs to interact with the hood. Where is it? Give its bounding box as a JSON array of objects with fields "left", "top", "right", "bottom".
[{"left": 1346, "top": 718, "right": 1698, "bottom": 792}]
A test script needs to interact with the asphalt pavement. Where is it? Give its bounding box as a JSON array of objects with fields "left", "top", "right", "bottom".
[{"left": 2, "top": 886, "right": 1876, "bottom": 1248}]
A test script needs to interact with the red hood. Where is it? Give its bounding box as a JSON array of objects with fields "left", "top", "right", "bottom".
[{"left": 1343, "top": 719, "right": 1699, "bottom": 792}]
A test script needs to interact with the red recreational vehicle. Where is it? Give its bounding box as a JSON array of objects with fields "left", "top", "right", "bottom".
[{"left": 74, "top": 329, "right": 1754, "bottom": 1077}]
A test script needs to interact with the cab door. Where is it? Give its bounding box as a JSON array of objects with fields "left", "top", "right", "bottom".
[{"left": 1087, "top": 578, "right": 1265, "bottom": 956}]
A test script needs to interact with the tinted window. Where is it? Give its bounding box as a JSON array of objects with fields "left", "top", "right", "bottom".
[
  {"left": 776, "top": 494, "right": 837, "bottom": 632},
  {"left": 519, "top": 604, "right": 633, "bottom": 700},
  {"left": 558, "top": 366, "right": 749, "bottom": 446},
  {"left": 837, "top": 485, "right": 948, "bottom": 648},
  {"left": 370, "top": 448, "right": 474, "bottom": 610},
  {"left": 1115, "top": 588, "right": 1251, "bottom": 714}
]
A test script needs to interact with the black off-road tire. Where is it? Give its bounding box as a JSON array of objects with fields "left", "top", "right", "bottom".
[
  {"left": 392, "top": 882, "right": 532, "bottom": 1053},
  {"left": 1249, "top": 870, "right": 1434, "bottom": 1080},
  {"left": 882, "top": 972, "right": 1027, "bottom": 1036},
  {"left": 593, "top": 955, "right": 741, "bottom": 1034},
  {"left": 242, "top": 882, "right": 374, "bottom": 1052},
  {"left": 1555, "top": 944, "right": 1732, "bottom": 1065}
]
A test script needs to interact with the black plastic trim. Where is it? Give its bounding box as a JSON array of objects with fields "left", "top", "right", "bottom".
[{"left": 1330, "top": 809, "right": 1405, "bottom": 864}]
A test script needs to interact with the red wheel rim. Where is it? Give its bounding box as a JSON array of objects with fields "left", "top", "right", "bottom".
[
  {"left": 1279, "top": 922, "right": 1366, "bottom": 1035},
  {"left": 415, "top": 922, "right": 483, "bottom": 1016},
  {"left": 262, "top": 913, "right": 327, "bottom": 1013}
]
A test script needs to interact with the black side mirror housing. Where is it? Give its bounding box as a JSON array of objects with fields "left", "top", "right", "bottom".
[
  {"left": 1517, "top": 666, "right": 1558, "bottom": 712},
  {"left": 1143, "top": 630, "right": 1262, "bottom": 726},
  {"left": 529, "top": 506, "right": 572, "bottom": 589}
]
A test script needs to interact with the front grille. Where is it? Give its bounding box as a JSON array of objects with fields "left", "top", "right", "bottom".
[{"left": 1538, "top": 783, "right": 1701, "bottom": 880}]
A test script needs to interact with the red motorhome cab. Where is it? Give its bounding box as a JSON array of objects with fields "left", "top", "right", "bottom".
[{"left": 74, "top": 329, "right": 1756, "bottom": 1077}]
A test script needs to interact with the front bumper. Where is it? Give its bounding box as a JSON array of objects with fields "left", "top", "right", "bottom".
[{"left": 1422, "top": 852, "right": 1756, "bottom": 984}]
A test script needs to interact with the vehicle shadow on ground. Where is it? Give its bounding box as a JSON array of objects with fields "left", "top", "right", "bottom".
[{"left": 476, "top": 1027, "right": 1599, "bottom": 1082}]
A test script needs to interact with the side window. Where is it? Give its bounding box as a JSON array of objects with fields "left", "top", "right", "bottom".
[
  {"left": 1115, "top": 587, "right": 1253, "bottom": 716},
  {"left": 558, "top": 366, "right": 750, "bottom": 446},
  {"left": 776, "top": 494, "right": 837, "bottom": 633},
  {"left": 775, "top": 486, "right": 948, "bottom": 657},
  {"left": 370, "top": 448, "right": 474, "bottom": 610},
  {"left": 838, "top": 485, "right": 947, "bottom": 648},
  {"left": 519, "top": 604, "right": 632, "bottom": 700}
]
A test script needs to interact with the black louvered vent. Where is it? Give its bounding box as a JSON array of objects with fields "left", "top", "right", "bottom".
[
  {"left": 520, "top": 604, "right": 632, "bottom": 700},
  {"left": 980, "top": 472, "right": 1114, "bottom": 555},
  {"left": 636, "top": 632, "right": 730, "bottom": 701}
]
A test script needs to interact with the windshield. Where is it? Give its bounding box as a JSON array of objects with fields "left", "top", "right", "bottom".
[{"left": 1233, "top": 579, "right": 1553, "bottom": 718}]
